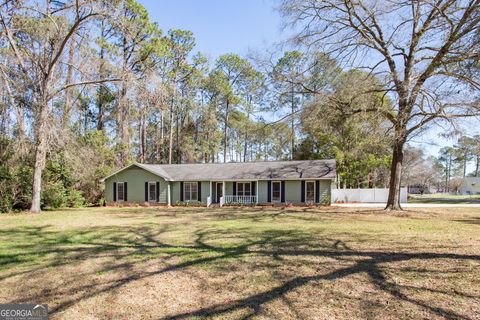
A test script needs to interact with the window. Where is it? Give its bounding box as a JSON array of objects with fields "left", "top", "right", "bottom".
[
  {"left": 149, "top": 182, "right": 157, "bottom": 202},
  {"left": 184, "top": 182, "right": 198, "bottom": 201},
  {"left": 237, "top": 182, "right": 251, "bottom": 196},
  {"left": 272, "top": 181, "right": 281, "bottom": 202},
  {"left": 117, "top": 182, "right": 125, "bottom": 202},
  {"left": 306, "top": 181, "right": 315, "bottom": 202}
]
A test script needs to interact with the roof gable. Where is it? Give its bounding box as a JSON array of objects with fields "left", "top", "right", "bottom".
[{"left": 100, "top": 163, "right": 172, "bottom": 182}]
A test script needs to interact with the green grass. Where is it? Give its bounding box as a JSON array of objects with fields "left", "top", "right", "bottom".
[
  {"left": 0, "top": 206, "right": 479, "bottom": 319},
  {"left": 409, "top": 194, "right": 480, "bottom": 204}
]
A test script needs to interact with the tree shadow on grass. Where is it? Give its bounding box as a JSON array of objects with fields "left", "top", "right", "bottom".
[
  {"left": 0, "top": 212, "right": 479, "bottom": 320},
  {"left": 453, "top": 217, "right": 480, "bottom": 225}
]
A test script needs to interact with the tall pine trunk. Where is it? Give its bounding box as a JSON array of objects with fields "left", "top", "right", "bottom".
[
  {"left": 30, "top": 99, "right": 48, "bottom": 213},
  {"left": 223, "top": 99, "right": 229, "bottom": 163},
  {"left": 97, "top": 18, "right": 106, "bottom": 131},
  {"left": 291, "top": 85, "right": 295, "bottom": 160},
  {"left": 168, "top": 95, "right": 175, "bottom": 164}
]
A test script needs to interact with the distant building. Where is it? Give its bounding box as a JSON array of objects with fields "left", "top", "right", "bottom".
[{"left": 458, "top": 177, "right": 480, "bottom": 195}]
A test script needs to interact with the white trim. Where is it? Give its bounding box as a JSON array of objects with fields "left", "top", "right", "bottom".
[
  {"left": 271, "top": 181, "right": 281, "bottom": 203},
  {"left": 305, "top": 181, "right": 316, "bottom": 203},
  {"left": 237, "top": 182, "right": 252, "bottom": 196},
  {"left": 116, "top": 182, "right": 125, "bottom": 202},
  {"left": 209, "top": 178, "right": 334, "bottom": 182},
  {"left": 222, "top": 181, "right": 226, "bottom": 203},
  {"left": 101, "top": 163, "right": 172, "bottom": 182},
  {"left": 167, "top": 183, "right": 171, "bottom": 206},
  {"left": 148, "top": 181, "right": 157, "bottom": 202},
  {"left": 183, "top": 181, "right": 198, "bottom": 202}
]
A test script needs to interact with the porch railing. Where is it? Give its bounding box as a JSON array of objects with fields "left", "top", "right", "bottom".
[
  {"left": 224, "top": 195, "right": 256, "bottom": 204},
  {"left": 219, "top": 196, "right": 224, "bottom": 207},
  {"left": 207, "top": 196, "right": 212, "bottom": 207}
]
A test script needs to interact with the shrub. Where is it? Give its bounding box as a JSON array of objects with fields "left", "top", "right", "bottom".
[
  {"left": 66, "top": 189, "right": 85, "bottom": 208},
  {"left": 42, "top": 181, "right": 67, "bottom": 209}
]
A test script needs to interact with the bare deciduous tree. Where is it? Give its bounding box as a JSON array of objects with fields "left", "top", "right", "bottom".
[
  {"left": 280, "top": 0, "right": 480, "bottom": 209},
  {"left": 0, "top": 0, "right": 119, "bottom": 213}
]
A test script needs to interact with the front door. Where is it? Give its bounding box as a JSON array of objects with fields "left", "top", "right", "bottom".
[{"left": 216, "top": 183, "right": 223, "bottom": 203}]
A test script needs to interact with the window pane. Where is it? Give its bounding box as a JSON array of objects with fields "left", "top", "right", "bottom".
[
  {"left": 149, "top": 183, "right": 156, "bottom": 201},
  {"left": 306, "top": 182, "right": 315, "bottom": 202},
  {"left": 238, "top": 183, "right": 244, "bottom": 196},
  {"left": 245, "top": 183, "right": 251, "bottom": 196},
  {"left": 185, "top": 182, "right": 197, "bottom": 201},
  {"left": 117, "top": 183, "right": 124, "bottom": 201},
  {"left": 272, "top": 182, "right": 281, "bottom": 201}
]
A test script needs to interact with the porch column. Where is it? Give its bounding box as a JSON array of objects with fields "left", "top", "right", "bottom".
[
  {"left": 222, "top": 181, "right": 226, "bottom": 201},
  {"left": 209, "top": 181, "right": 212, "bottom": 207},
  {"left": 256, "top": 180, "right": 259, "bottom": 204},
  {"left": 167, "top": 182, "right": 171, "bottom": 207}
]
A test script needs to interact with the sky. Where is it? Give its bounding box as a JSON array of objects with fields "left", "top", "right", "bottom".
[
  {"left": 139, "top": 0, "right": 479, "bottom": 170},
  {"left": 138, "top": 0, "right": 281, "bottom": 60}
]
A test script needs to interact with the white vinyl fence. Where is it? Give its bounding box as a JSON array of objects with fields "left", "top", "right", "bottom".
[{"left": 331, "top": 188, "right": 408, "bottom": 203}]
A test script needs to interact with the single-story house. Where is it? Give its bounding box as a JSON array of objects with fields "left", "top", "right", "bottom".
[
  {"left": 458, "top": 177, "right": 480, "bottom": 195},
  {"left": 101, "top": 160, "right": 336, "bottom": 206}
]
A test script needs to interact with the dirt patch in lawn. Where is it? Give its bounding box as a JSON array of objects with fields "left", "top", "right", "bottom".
[{"left": 0, "top": 207, "right": 479, "bottom": 319}]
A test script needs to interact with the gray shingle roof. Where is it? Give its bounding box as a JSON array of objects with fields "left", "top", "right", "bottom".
[{"left": 132, "top": 160, "right": 336, "bottom": 181}]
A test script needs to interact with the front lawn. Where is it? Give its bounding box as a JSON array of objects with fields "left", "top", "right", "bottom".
[
  {"left": 409, "top": 194, "right": 480, "bottom": 204},
  {"left": 0, "top": 207, "right": 479, "bottom": 319}
]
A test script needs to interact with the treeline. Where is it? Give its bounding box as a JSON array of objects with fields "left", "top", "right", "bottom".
[{"left": 402, "top": 135, "right": 480, "bottom": 194}]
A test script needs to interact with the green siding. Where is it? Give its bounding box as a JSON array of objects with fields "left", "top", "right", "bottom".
[
  {"left": 201, "top": 181, "right": 212, "bottom": 203},
  {"left": 105, "top": 166, "right": 168, "bottom": 204},
  {"left": 320, "top": 180, "right": 332, "bottom": 204},
  {"left": 171, "top": 181, "right": 212, "bottom": 204},
  {"left": 257, "top": 181, "right": 268, "bottom": 203},
  {"left": 285, "top": 181, "right": 302, "bottom": 203},
  {"left": 225, "top": 181, "right": 233, "bottom": 196},
  {"left": 105, "top": 165, "right": 332, "bottom": 206},
  {"left": 255, "top": 179, "right": 331, "bottom": 204},
  {"left": 171, "top": 181, "right": 181, "bottom": 204}
]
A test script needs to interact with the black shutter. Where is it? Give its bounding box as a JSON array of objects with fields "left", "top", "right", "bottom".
[
  {"left": 156, "top": 182, "right": 160, "bottom": 202},
  {"left": 124, "top": 182, "right": 128, "bottom": 201},
  {"left": 301, "top": 181, "right": 305, "bottom": 202},
  {"left": 145, "top": 182, "right": 148, "bottom": 201},
  {"left": 281, "top": 181, "right": 285, "bottom": 203},
  {"left": 180, "top": 182, "right": 184, "bottom": 201},
  {"left": 315, "top": 181, "right": 320, "bottom": 203},
  {"left": 233, "top": 182, "right": 237, "bottom": 196},
  {"left": 197, "top": 182, "right": 202, "bottom": 201},
  {"left": 113, "top": 182, "right": 117, "bottom": 202},
  {"left": 251, "top": 181, "right": 256, "bottom": 196},
  {"left": 267, "top": 181, "right": 272, "bottom": 202},
  {"left": 212, "top": 182, "right": 216, "bottom": 202}
]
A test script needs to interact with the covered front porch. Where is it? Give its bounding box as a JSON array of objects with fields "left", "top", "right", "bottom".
[{"left": 207, "top": 181, "right": 258, "bottom": 207}]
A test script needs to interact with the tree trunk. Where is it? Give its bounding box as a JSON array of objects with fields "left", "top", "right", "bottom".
[
  {"left": 30, "top": 101, "right": 48, "bottom": 213},
  {"left": 385, "top": 137, "right": 406, "bottom": 211},
  {"left": 97, "top": 18, "right": 106, "bottom": 131},
  {"left": 291, "top": 84, "right": 295, "bottom": 160},
  {"left": 475, "top": 155, "right": 479, "bottom": 177},
  {"left": 223, "top": 99, "right": 229, "bottom": 163},
  {"left": 139, "top": 110, "right": 146, "bottom": 162},
  {"left": 168, "top": 95, "right": 175, "bottom": 164},
  {"left": 63, "top": 35, "right": 75, "bottom": 125}
]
